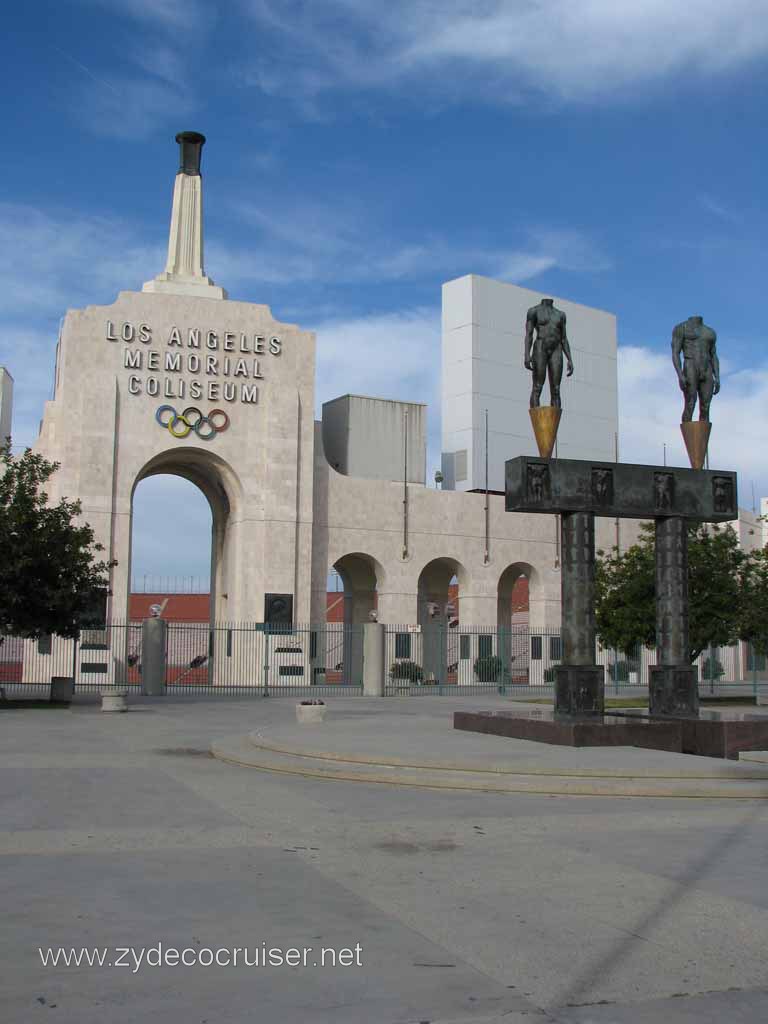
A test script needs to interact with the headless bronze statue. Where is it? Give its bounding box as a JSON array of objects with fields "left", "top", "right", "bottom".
[
  {"left": 524, "top": 298, "right": 574, "bottom": 408},
  {"left": 671, "top": 316, "right": 719, "bottom": 422}
]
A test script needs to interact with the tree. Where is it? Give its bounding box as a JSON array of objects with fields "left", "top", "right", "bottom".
[
  {"left": 739, "top": 544, "right": 768, "bottom": 657},
  {"left": 595, "top": 536, "right": 655, "bottom": 655},
  {"left": 0, "top": 443, "right": 114, "bottom": 640},
  {"left": 595, "top": 522, "right": 747, "bottom": 662}
]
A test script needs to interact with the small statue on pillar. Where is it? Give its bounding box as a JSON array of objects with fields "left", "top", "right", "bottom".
[
  {"left": 524, "top": 298, "right": 574, "bottom": 459},
  {"left": 672, "top": 316, "right": 720, "bottom": 469}
]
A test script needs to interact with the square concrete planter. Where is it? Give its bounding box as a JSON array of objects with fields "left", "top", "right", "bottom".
[
  {"left": 100, "top": 687, "right": 129, "bottom": 713},
  {"left": 295, "top": 702, "right": 326, "bottom": 724}
]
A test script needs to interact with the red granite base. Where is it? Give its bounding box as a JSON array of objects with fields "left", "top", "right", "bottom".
[
  {"left": 453, "top": 709, "right": 682, "bottom": 752},
  {"left": 454, "top": 707, "right": 768, "bottom": 759},
  {"left": 614, "top": 709, "right": 768, "bottom": 760}
]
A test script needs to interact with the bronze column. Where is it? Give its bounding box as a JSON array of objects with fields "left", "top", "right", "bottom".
[
  {"left": 555, "top": 511, "right": 604, "bottom": 717},
  {"left": 650, "top": 516, "right": 698, "bottom": 716}
]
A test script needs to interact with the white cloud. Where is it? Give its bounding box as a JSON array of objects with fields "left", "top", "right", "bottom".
[
  {"left": 72, "top": 74, "right": 196, "bottom": 140},
  {"left": 0, "top": 328, "right": 58, "bottom": 451},
  {"left": 314, "top": 307, "right": 439, "bottom": 409},
  {"left": 216, "top": 200, "right": 610, "bottom": 292},
  {"left": 619, "top": 344, "right": 768, "bottom": 502},
  {"left": 130, "top": 44, "right": 189, "bottom": 88},
  {"left": 63, "top": 0, "right": 213, "bottom": 137},
  {"left": 697, "top": 193, "right": 741, "bottom": 225},
  {"left": 85, "top": 0, "right": 213, "bottom": 33},
  {"left": 313, "top": 307, "right": 443, "bottom": 471},
  {"left": 0, "top": 203, "right": 165, "bottom": 448},
  {"left": 243, "top": 0, "right": 768, "bottom": 106},
  {"left": 0, "top": 203, "right": 163, "bottom": 318}
]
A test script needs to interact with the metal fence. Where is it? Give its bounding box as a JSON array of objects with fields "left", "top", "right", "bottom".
[
  {"left": 382, "top": 624, "right": 768, "bottom": 698},
  {"left": 2, "top": 621, "right": 767, "bottom": 701},
  {"left": 0, "top": 622, "right": 365, "bottom": 698},
  {"left": 162, "top": 622, "right": 365, "bottom": 695},
  {"left": 0, "top": 623, "right": 141, "bottom": 698}
]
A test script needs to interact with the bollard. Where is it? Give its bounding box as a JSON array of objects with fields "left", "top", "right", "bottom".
[
  {"left": 142, "top": 617, "right": 167, "bottom": 695},
  {"left": 362, "top": 623, "right": 386, "bottom": 697}
]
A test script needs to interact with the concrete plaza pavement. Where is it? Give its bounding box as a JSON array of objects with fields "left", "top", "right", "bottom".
[{"left": 3, "top": 694, "right": 768, "bottom": 1023}]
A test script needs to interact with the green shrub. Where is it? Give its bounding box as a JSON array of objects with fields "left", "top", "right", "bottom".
[
  {"left": 474, "top": 654, "right": 503, "bottom": 682},
  {"left": 544, "top": 666, "right": 557, "bottom": 683},
  {"left": 390, "top": 660, "right": 423, "bottom": 683},
  {"left": 608, "top": 659, "right": 640, "bottom": 683},
  {"left": 701, "top": 655, "right": 725, "bottom": 680}
]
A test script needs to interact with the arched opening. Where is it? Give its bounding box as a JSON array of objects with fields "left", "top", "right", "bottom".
[
  {"left": 128, "top": 447, "right": 244, "bottom": 685},
  {"left": 498, "top": 562, "right": 536, "bottom": 685},
  {"left": 131, "top": 474, "right": 213, "bottom": 686},
  {"left": 327, "top": 552, "right": 383, "bottom": 684},
  {"left": 131, "top": 448, "right": 238, "bottom": 617},
  {"left": 131, "top": 476, "right": 213, "bottom": 607},
  {"left": 497, "top": 563, "right": 532, "bottom": 629},
  {"left": 417, "top": 557, "right": 465, "bottom": 684}
]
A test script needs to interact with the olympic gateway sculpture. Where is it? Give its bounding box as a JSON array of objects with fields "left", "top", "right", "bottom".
[{"left": 15, "top": 131, "right": 684, "bottom": 653}]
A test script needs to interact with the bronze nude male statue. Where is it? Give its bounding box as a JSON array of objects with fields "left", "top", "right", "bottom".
[
  {"left": 671, "top": 316, "right": 720, "bottom": 422},
  {"left": 524, "top": 298, "right": 574, "bottom": 408}
]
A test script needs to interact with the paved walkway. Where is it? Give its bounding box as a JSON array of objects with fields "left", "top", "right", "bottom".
[{"left": 3, "top": 694, "right": 768, "bottom": 1022}]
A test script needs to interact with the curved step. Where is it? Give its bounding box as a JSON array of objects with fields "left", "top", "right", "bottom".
[
  {"left": 211, "top": 735, "right": 768, "bottom": 799},
  {"left": 245, "top": 732, "right": 768, "bottom": 781}
]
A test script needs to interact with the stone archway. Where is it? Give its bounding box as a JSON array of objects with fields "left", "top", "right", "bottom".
[
  {"left": 497, "top": 562, "right": 535, "bottom": 628},
  {"left": 497, "top": 562, "right": 537, "bottom": 684},
  {"left": 331, "top": 552, "right": 384, "bottom": 685},
  {"left": 417, "top": 557, "right": 466, "bottom": 684},
  {"left": 127, "top": 446, "right": 244, "bottom": 624}
]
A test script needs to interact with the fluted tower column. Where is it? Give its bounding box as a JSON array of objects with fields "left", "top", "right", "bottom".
[{"left": 143, "top": 131, "right": 227, "bottom": 300}]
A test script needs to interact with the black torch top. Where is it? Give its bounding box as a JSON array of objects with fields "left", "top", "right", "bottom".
[{"left": 175, "top": 132, "right": 206, "bottom": 176}]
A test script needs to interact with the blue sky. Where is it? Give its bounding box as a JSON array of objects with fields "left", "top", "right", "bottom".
[{"left": 2, "top": 1, "right": 767, "bottom": 587}]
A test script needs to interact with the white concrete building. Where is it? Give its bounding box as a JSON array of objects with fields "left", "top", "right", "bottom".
[
  {"left": 0, "top": 366, "right": 13, "bottom": 445},
  {"left": 322, "top": 394, "right": 426, "bottom": 484},
  {"left": 441, "top": 275, "right": 618, "bottom": 491},
  {"left": 727, "top": 506, "right": 766, "bottom": 554}
]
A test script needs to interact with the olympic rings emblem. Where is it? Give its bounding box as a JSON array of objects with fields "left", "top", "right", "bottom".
[{"left": 155, "top": 405, "right": 230, "bottom": 441}]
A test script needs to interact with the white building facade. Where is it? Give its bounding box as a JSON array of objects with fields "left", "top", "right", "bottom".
[
  {"left": 441, "top": 274, "right": 618, "bottom": 491},
  {"left": 0, "top": 366, "right": 13, "bottom": 446}
]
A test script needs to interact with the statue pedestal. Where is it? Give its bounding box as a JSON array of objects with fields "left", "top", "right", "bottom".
[
  {"left": 649, "top": 665, "right": 699, "bottom": 718},
  {"left": 554, "top": 665, "right": 605, "bottom": 718},
  {"left": 680, "top": 421, "right": 711, "bottom": 470},
  {"left": 529, "top": 406, "right": 561, "bottom": 459}
]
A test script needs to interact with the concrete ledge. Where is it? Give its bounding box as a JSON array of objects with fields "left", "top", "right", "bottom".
[
  {"left": 211, "top": 733, "right": 768, "bottom": 798},
  {"left": 739, "top": 750, "right": 768, "bottom": 764},
  {"left": 245, "top": 733, "right": 767, "bottom": 779}
]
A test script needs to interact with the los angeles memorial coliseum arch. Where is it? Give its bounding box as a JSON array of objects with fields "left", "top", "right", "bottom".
[{"left": 31, "top": 132, "right": 637, "bottom": 665}]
